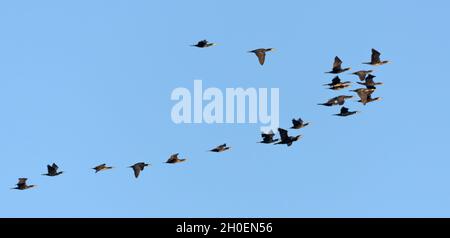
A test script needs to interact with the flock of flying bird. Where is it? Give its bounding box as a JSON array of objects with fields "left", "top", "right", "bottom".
[
  {"left": 258, "top": 47, "right": 389, "bottom": 148},
  {"left": 11, "top": 40, "right": 389, "bottom": 190}
]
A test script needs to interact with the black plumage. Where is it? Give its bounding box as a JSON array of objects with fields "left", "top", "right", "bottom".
[
  {"left": 42, "top": 163, "right": 63, "bottom": 176},
  {"left": 318, "top": 95, "right": 353, "bottom": 106},
  {"left": 357, "top": 74, "right": 383, "bottom": 89},
  {"left": 326, "top": 56, "right": 351, "bottom": 74},
  {"left": 351, "top": 88, "right": 381, "bottom": 105},
  {"left": 249, "top": 48, "right": 275, "bottom": 65},
  {"left": 210, "top": 144, "right": 230, "bottom": 152},
  {"left": 191, "top": 40, "right": 216, "bottom": 48},
  {"left": 165, "top": 153, "right": 187, "bottom": 164},
  {"left": 274, "top": 128, "right": 301, "bottom": 147},
  {"left": 363, "top": 48, "right": 390, "bottom": 66},
  {"left": 12, "top": 178, "right": 36, "bottom": 190},
  {"left": 259, "top": 131, "right": 279, "bottom": 144},
  {"left": 92, "top": 163, "right": 113, "bottom": 173},
  {"left": 334, "top": 107, "right": 358, "bottom": 117},
  {"left": 323, "top": 76, "right": 351, "bottom": 90},
  {"left": 290, "top": 118, "right": 310, "bottom": 129},
  {"left": 351, "top": 70, "right": 374, "bottom": 81},
  {"left": 129, "top": 162, "right": 150, "bottom": 178}
]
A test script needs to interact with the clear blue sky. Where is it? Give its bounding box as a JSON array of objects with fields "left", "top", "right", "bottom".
[{"left": 1, "top": 0, "right": 449, "bottom": 218}]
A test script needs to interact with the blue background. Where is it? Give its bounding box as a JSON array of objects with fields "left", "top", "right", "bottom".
[{"left": 0, "top": 0, "right": 449, "bottom": 217}]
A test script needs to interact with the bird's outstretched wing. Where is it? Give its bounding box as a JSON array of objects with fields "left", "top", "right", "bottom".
[
  {"left": 356, "top": 89, "right": 373, "bottom": 105},
  {"left": 292, "top": 119, "right": 300, "bottom": 127},
  {"left": 94, "top": 163, "right": 106, "bottom": 170},
  {"left": 262, "top": 132, "right": 274, "bottom": 140},
  {"left": 255, "top": 51, "right": 266, "bottom": 65},
  {"left": 341, "top": 107, "right": 349, "bottom": 114},
  {"left": 17, "top": 178, "right": 27, "bottom": 186},
  {"left": 371, "top": 49, "right": 381, "bottom": 64},
  {"left": 337, "top": 96, "right": 347, "bottom": 105},
  {"left": 331, "top": 76, "right": 341, "bottom": 85},
  {"left": 355, "top": 71, "right": 367, "bottom": 81},
  {"left": 333, "top": 57, "right": 343, "bottom": 71},
  {"left": 47, "top": 164, "right": 53, "bottom": 173},
  {"left": 170, "top": 153, "right": 179, "bottom": 161},
  {"left": 278, "top": 128, "right": 289, "bottom": 141},
  {"left": 132, "top": 166, "right": 141, "bottom": 178}
]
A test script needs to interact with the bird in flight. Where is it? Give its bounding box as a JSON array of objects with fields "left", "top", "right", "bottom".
[
  {"left": 249, "top": 48, "right": 275, "bottom": 65},
  {"left": 290, "top": 118, "right": 310, "bottom": 129},
  {"left": 357, "top": 74, "right": 383, "bottom": 89},
  {"left": 92, "top": 163, "right": 113, "bottom": 173},
  {"left": 210, "top": 144, "right": 230, "bottom": 152},
  {"left": 274, "top": 128, "right": 301, "bottom": 147},
  {"left": 351, "top": 70, "right": 374, "bottom": 81},
  {"left": 129, "top": 162, "right": 150, "bottom": 178},
  {"left": 351, "top": 88, "right": 381, "bottom": 105},
  {"left": 12, "top": 178, "right": 36, "bottom": 190},
  {"left": 191, "top": 39, "right": 216, "bottom": 48},
  {"left": 318, "top": 95, "right": 353, "bottom": 106},
  {"left": 323, "top": 76, "right": 351, "bottom": 90},
  {"left": 363, "top": 48, "right": 390, "bottom": 66},
  {"left": 259, "top": 130, "right": 279, "bottom": 144},
  {"left": 334, "top": 107, "right": 359, "bottom": 117},
  {"left": 326, "top": 56, "right": 351, "bottom": 74},
  {"left": 42, "top": 163, "right": 63, "bottom": 176},
  {"left": 165, "top": 153, "right": 187, "bottom": 164}
]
